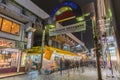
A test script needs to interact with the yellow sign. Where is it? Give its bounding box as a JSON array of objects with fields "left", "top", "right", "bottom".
[{"left": 44, "top": 49, "right": 53, "bottom": 60}]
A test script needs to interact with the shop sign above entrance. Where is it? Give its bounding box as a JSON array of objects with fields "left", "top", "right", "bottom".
[
  {"left": 0, "top": 38, "right": 15, "bottom": 48},
  {"left": 49, "top": 21, "right": 86, "bottom": 36}
]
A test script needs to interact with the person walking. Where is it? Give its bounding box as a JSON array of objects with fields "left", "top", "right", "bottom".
[{"left": 60, "top": 58, "right": 63, "bottom": 75}]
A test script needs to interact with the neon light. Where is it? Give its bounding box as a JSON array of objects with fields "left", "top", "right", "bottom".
[{"left": 50, "top": 1, "right": 78, "bottom": 17}]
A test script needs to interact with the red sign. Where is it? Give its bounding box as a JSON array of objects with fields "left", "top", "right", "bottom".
[{"left": 55, "top": 11, "right": 74, "bottom": 21}]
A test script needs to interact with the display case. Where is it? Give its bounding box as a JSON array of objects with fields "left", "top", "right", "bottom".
[{"left": 0, "top": 50, "right": 18, "bottom": 69}]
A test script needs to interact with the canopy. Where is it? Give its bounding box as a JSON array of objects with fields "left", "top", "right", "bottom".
[{"left": 25, "top": 46, "right": 78, "bottom": 57}]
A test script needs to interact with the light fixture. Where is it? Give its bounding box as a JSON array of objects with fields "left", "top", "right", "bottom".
[
  {"left": 46, "top": 24, "right": 55, "bottom": 29},
  {"left": 76, "top": 16, "right": 84, "bottom": 22}
]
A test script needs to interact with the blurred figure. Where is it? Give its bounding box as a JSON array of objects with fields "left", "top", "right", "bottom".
[
  {"left": 29, "top": 57, "right": 33, "bottom": 71},
  {"left": 75, "top": 60, "right": 79, "bottom": 70},
  {"left": 60, "top": 58, "right": 63, "bottom": 75},
  {"left": 25, "top": 58, "right": 29, "bottom": 73},
  {"left": 26, "top": 57, "right": 32, "bottom": 72},
  {"left": 64, "top": 59, "right": 70, "bottom": 69},
  {"left": 34, "top": 59, "right": 38, "bottom": 70},
  {"left": 80, "top": 57, "right": 85, "bottom": 73}
]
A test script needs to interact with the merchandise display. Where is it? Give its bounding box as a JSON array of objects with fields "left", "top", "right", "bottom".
[
  {"left": 21, "top": 52, "right": 27, "bottom": 66},
  {"left": 0, "top": 49, "right": 18, "bottom": 69}
]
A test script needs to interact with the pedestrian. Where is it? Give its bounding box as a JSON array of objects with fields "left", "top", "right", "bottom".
[
  {"left": 28, "top": 57, "right": 32, "bottom": 72},
  {"left": 25, "top": 59, "right": 29, "bottom": 73},
  {"left": 75, "top": 60, "right": 79, "bottom": 69},
  {"left": 60, "top": 58, "right": 63, "bottom": 75},
  {"left": 34, "top": 59, "right": 38, "bottom": 70},
  {"left": 80, "top": 57, "right": 84, "bottom": 73}
]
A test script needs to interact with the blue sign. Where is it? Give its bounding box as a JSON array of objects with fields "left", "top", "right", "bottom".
[{"left": 50, "top": 1, "right": 78, "bottom": 17}]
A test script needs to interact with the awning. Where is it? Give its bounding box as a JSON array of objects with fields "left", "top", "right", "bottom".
[
  {"left": 25, "top": 46, "right": 78, "bottom": 57},
  {"left": 25, "top": 46, "right": 41, "bottom": 54},
  {"left": 45, "top": 46, "right": 78, "bottom": 56}
]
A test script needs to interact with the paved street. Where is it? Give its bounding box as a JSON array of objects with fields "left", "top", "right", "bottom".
[{"left": 0, "top": 67, "right": 119, "bottom": 80}]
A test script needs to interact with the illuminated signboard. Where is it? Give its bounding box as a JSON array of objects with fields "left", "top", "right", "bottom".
[
  {"left": 27, "top": 32, "right": 33, "bottom": 49},
  {"left": 49, "top": 21, "right": 86, "bottom": 36},
  {"left": 0, "top": 38, "right": 15, "bottom": 48},
  {"left": 50, "top": 1, "right": 78, "bottom": 17},
  {"left": 55, "top": 11, "right": 74, "bottom": 21}
]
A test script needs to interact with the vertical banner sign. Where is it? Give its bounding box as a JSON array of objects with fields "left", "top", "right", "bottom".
[{"left": 27, "top": 32, "right": 33, "bottom": 49}]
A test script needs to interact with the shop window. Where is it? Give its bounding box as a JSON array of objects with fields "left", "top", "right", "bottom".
[
  {"left": 0, "top": 50, "right": 18, "bottom": 69},
  {"left": 21, "top": 52, "right": 27, "bottom": 66},
  {"left": 11, "top": 23, "right": 20, "bottom": 35},
  {"left": 1, "top": 19, "right": 12, "bottom": 33},
  {"left": 0, "top": 17, "right": 20, "bottom": 35}
]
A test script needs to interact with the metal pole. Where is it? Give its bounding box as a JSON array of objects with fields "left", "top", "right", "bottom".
[
  {"left": 92, "top": 17, "right": 102, "bottom": 80},
  {"left": 94, "top": 36, "right": 102, "bottom": 80},
  {"left": 39, "top": 22, "right": 46, "bottom": 74},
  {"left": 95, "top": 0, "right": 107, "bottom": 79}
]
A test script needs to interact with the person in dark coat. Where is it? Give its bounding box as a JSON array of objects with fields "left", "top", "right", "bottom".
[{"left": 60, "top": 58, "right": 63, "bottom": 75}]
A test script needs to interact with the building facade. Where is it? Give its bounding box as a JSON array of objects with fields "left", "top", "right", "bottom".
[{"left": 0, "top": 0, "right": 47, "bottom": 75}]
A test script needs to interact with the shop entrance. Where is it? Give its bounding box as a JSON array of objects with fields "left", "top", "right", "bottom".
[
  {"left": 26, "top": 55, "right": 41, "bottom": 71},
  {"left": 0, "top": 48, "right": 19, "bottom": 74}
]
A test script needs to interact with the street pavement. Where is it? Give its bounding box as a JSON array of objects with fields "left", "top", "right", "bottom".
[{"left": 0, "top": 67, "right": 119, "bottom": 80}]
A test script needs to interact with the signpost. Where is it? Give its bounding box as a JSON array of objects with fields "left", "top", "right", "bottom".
[{"left": 49, "top": 21, "right": 86, "bottom": 36}]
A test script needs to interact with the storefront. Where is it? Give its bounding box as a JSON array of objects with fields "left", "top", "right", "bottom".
[
  {"left": 26, "top": 54, "right": 41, "bottom": 70},
  {"left": 0, "top": 39, "right": 27, "bottom": 74},
  {"left": 42, "top": 46, "right": 79, "bottom": 73},
  {"left": 0, "top": 38, "right": 19, "bottom": 74},
  {"left": 0, "top": 13, "right": 28, "bottom": 74},
  {"left": 25, "top": 47, "right": 41, "bottom": 70},
  {"left": 19, "top": 52, "right": 27, "bottom": 72}
]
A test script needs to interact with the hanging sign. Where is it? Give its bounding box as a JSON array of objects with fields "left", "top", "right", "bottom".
[
  {"left": 55, "top": 11, "right": 74, "bottom": 21},
  {"left": 49, "top": 21, "right": 86, "bottom": 36},
  {"left": 50, "top": 1, "right": 78, "bottom": 17},
  {"left": 44, "top": 49, "right": 53, "bottom": 60},
  {"left": 27, "top": 32, "right": 33, "bottom": 49}
]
